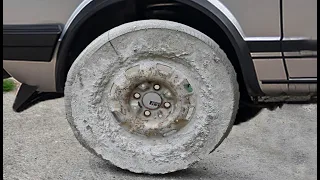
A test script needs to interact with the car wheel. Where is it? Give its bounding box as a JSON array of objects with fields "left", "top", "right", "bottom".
[{"left": 64, "top": 20, "right": 239, "bottom": 174}]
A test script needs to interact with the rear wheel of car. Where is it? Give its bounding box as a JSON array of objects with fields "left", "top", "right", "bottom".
[{"left": 64, "top": 20, "right": 239, "bottom": 174}]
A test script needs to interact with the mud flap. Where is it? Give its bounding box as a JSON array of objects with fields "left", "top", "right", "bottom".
[
  {"left": 3, "top": 69, "right": 11, "bottom": 79},
  {"left": 13, "top": 83, "right": 63, "bottom": 112}
]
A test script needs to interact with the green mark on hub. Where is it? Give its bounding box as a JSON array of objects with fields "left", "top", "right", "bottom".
[{"left": 184, "top": 84, "right": 193, "bottom": 93}]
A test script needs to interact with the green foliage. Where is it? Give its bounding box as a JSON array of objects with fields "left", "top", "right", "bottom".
[{"left": 3, "top": 79, "right": 16, "bottom": 92}]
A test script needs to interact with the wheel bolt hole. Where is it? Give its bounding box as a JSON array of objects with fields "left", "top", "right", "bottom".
[
  {"left": 157, "top": 111, "right": 163, "bottom": 118},
  {"left": 139, "top": 83, "right": 149, "bottom": 91}
]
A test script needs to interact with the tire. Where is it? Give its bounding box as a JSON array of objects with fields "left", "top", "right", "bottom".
[{"left": 65, "top": 20, "right": 239, "bottom": 174}]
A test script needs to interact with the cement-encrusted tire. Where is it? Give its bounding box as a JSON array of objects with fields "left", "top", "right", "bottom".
[{"left": 65, "top": 20, "right": 239, "bottom": 174}]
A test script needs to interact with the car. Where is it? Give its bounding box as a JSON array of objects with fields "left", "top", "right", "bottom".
[{"left": 3, "top": 0, "right": 317, "bottom": 174}]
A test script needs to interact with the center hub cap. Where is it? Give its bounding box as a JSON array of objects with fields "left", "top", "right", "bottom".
[
  {"left": 142, "top": 92, "right": 162, "bottom": 109},
  {"left": 108, "top": 62, "right": 196, "bottom": 137}
]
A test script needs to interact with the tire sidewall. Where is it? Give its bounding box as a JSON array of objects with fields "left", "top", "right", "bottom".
[{"left": 65, "top": 20, "right": 239, "bottom": 174}]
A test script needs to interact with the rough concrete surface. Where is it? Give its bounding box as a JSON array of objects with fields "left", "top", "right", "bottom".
[{"left": 3, "top": 91, "right": 317, "bottom": 180}]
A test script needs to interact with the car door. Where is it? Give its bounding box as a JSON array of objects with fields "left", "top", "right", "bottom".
[{"left": 3, "top": 0, "right": 82, "bottom": 25}]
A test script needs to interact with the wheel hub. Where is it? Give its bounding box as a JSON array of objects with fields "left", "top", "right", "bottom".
[
  {"left": 109, "top": 62, "right": 196, "bottom": 137},
  {"left": 142, "top": 92, "right": 162, "bottom": 110}
]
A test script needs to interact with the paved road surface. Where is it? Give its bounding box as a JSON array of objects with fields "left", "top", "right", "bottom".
[{"left": 3, "top": 92, "right": 317, "bottom": 180}]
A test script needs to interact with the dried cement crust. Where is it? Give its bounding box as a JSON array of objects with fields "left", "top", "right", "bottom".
[{"left": 64, "top": 20, "right": 239, "bottom": 174}]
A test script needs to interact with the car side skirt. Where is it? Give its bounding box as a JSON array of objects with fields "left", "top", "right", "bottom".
[{"left": 246, "top": 38, "right": 317, "bottom": 96}]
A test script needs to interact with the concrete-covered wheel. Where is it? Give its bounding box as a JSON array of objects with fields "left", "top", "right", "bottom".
[{"left": 65, "top": 20, "right": 239, "bottom": 174}]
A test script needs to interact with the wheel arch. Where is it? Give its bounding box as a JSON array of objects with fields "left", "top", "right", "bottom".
[{"left": 55, "top": 0, "right": 264, "bottom": 97}]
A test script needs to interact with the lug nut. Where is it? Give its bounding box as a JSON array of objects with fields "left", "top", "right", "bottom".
[
  {"left": 164, "top": 102, "right": 171, "bottom": 108},
  {"left": 144, "top": 110, "right": 151, "bottom": 117},
  {"left": 133, "top": 93, "right": 141, "bottom": 99},
  {"left": 153, "top": 84, "right": 160, "bottom": 90}
]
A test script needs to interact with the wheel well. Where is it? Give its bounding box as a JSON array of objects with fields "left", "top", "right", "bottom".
[{"left": 59, "top": 0, "right": 251, "bottom": 102}]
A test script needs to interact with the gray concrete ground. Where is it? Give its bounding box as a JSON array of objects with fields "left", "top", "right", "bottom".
[{"left": 3, "top": 91, "right": 317, "bottom": 180}]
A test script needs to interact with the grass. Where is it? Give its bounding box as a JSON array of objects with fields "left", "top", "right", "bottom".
[{"left": 3, "top": 79, "right": 16, "bottom": 92}]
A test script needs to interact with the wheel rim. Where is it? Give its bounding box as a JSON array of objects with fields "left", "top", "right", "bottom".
[{"left": 109, "top": 62, "right": 196, "bottom": 137}]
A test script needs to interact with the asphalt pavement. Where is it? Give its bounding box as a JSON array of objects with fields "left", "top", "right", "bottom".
[{"left": 3, "top": 91, "right": 317, "bottom": 180}]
